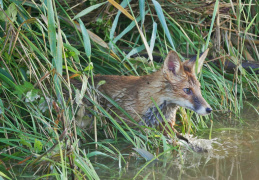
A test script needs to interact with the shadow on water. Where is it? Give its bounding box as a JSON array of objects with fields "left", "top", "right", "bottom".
[{"left": 96, "top": 100, "right": 259, "bottom": 180}]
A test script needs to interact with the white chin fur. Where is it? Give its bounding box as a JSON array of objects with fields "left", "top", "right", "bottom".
[{"left": 175, "top": 99, "right": 210, "bottom": 116}]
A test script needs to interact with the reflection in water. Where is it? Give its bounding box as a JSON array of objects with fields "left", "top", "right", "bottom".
[
  {"left": 97, "top": 101, "right": 259, "bottom": 180},
  {"left": 175, "top": 123, "right": 259, "bottom": 180}
]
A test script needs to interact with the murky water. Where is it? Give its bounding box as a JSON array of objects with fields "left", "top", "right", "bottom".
[{"left": 97, "top": 101, "right": 259, "bottom": 180}]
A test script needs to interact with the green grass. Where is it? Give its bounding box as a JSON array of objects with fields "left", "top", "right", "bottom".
[{"left": 0, "top": 0, "right": 258, "bottom": 179}]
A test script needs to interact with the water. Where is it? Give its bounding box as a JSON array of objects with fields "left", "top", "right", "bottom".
[{"left": 97, "top": 102, "right": 259, "bottom": 180}]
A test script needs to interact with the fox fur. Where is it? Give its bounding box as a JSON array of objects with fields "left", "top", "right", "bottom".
[{"left": 72, "top": 49, "right": 212, "bottom": 129}]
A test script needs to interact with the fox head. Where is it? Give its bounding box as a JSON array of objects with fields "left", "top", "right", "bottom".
[{"left": 162, "top": 49, "right": 212, "bottom": 115}]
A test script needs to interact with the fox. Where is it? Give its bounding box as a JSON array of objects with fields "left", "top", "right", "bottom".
[{"left": 72, "top": 49, "right": 212, "bottom": 136}]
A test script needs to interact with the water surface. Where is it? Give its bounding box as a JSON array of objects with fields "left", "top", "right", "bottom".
[{"left": 97, "top": 101, "right": 259, "bottom": 180}]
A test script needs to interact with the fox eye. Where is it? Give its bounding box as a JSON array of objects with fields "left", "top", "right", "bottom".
[{"left": 183, "top": 88, "right": 192, "bottom": 95}]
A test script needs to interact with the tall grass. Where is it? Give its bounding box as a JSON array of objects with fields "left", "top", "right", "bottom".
[{"left": 0, "top": 0, "right": 258, "bottom": 179}]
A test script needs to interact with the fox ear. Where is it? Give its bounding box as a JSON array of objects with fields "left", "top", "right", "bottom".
[
  {"left": 163, "top": 51, "right": 183, "bottom": 76},
  {"left": 184, "top": 48, "right": 209, "bottom": 74}
]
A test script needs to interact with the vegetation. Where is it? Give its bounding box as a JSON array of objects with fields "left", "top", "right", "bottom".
[{"left": 0, "top": 0, "right": 258, "bottom": 179}]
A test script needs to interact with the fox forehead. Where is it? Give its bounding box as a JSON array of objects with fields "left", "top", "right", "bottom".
[
  {"left": 186, "top": 73, "right": 200, "bottom": 87},
  {"left": 171, "top": 70, "right": 200, "bottom": 88}
]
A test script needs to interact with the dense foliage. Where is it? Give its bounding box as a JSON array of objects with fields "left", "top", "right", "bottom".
[{"left": 0, "top": 0, "right": 258, "bottom": 179}]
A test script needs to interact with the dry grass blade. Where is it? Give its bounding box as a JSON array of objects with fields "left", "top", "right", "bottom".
[
  {"left": 108, "top": 0, "right": 134, "bottom": 20},
  {"left": 134, "top": 19, "right": 154, "bottom": 67},
  {"left": 87, "top": 29, "right": 108, "bottom": 49},
  {"left": 10, "top": 18, "right": 37, "bottom": 56}
]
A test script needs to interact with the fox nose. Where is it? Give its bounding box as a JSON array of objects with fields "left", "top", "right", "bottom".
[{"left": 206, "top": 107, "right": 212, "bottom": 113}]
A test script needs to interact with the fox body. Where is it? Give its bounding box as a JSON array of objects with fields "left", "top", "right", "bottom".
[{"left": 74, "top": 50, "right": 212, "bottom": 128}]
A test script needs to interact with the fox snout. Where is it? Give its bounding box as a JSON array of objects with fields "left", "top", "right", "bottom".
[
  {"left": 206, "top": 107, "right": 212, "bottom": 113},
  {"left": 176, "top": 95, "right": 212, "bottom": 116},
  {"left": 187, "top": 91, "right": 212, "bottom": 116},
  {"left": 191, "top": 92, "right": 212, "bottom": 116},
  {"left": 195, "top": 104, "right": 212, "bottom": 115}
]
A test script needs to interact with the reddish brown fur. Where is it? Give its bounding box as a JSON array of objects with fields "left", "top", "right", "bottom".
[
  {"left": 72, "top": 50, "right": 212, "bottom": 127},
  {"left": 94, "top": 70, "right": 167, "bottom": 122}
]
